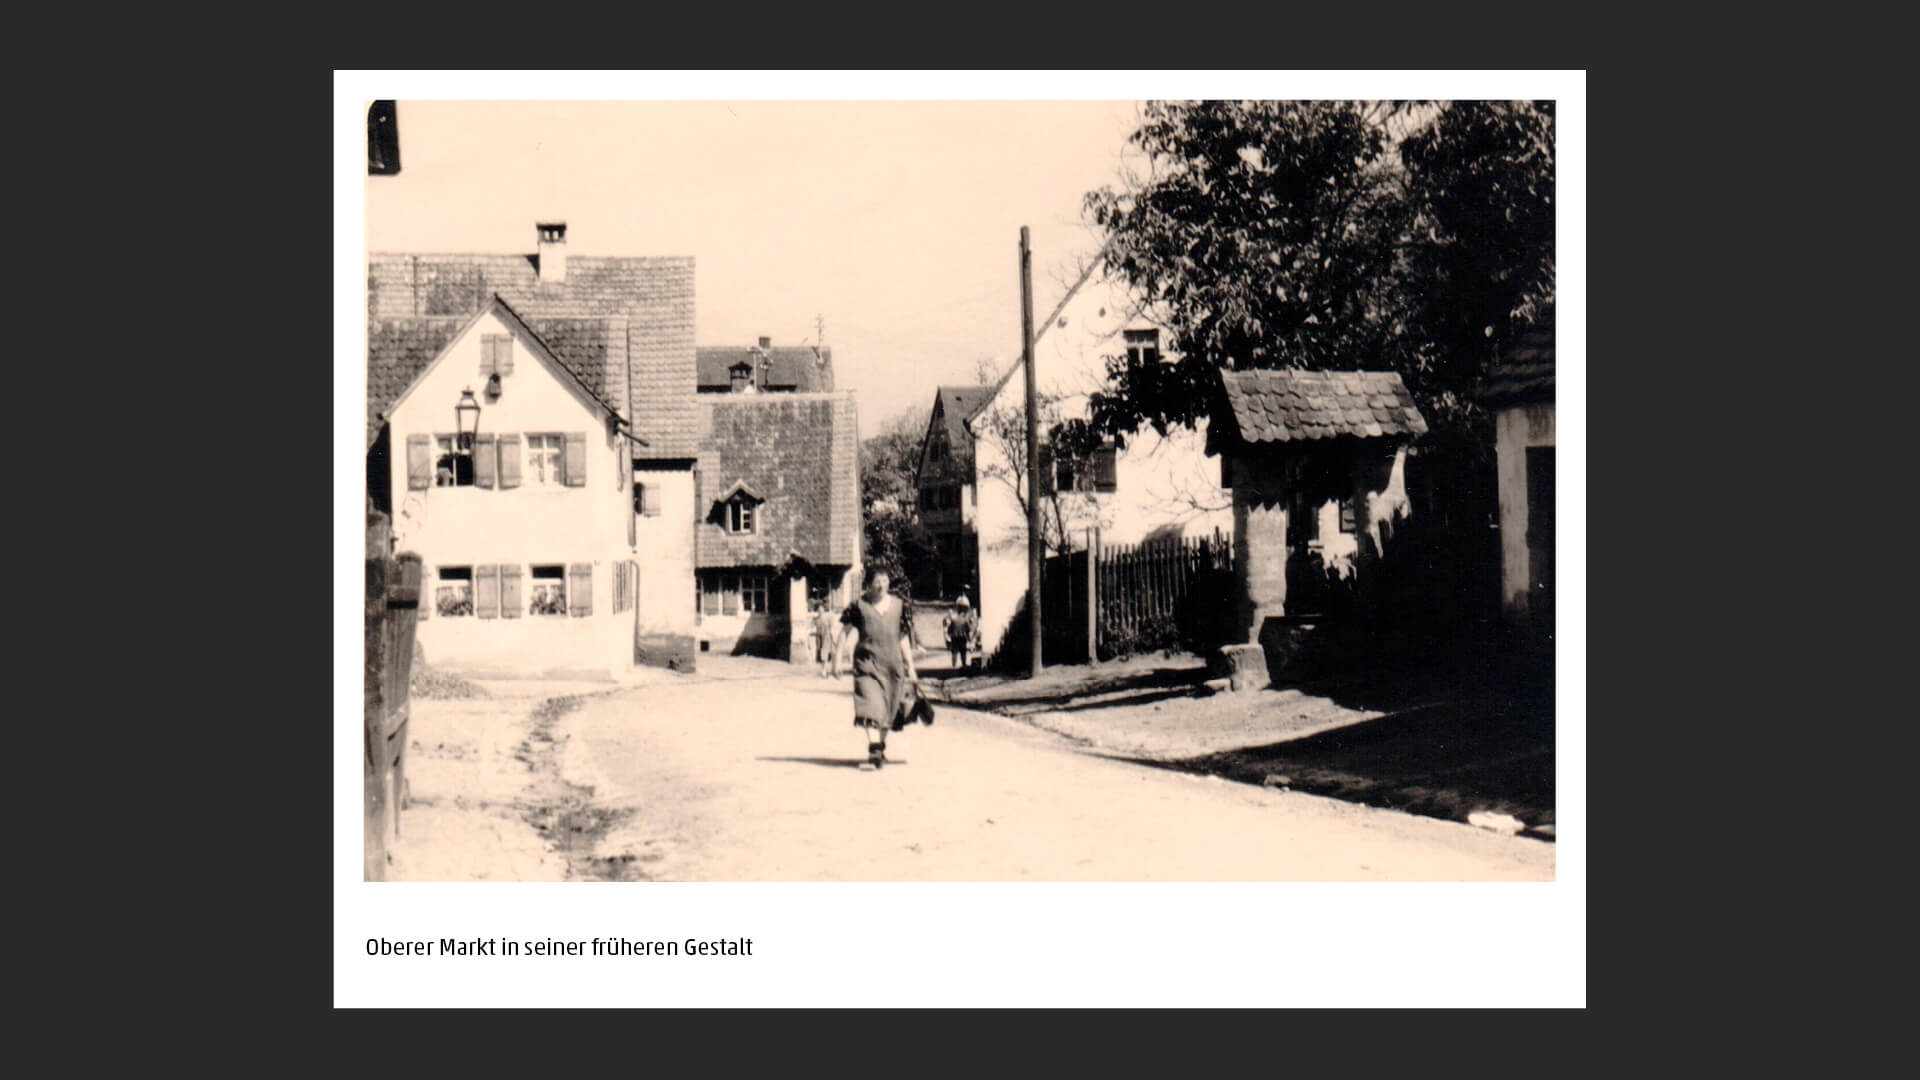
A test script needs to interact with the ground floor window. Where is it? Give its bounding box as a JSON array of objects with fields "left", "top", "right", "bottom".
[
  {"left": 697, "top": 572, "right": 773, "bottom": 616},
  {"left": 436, "top": 566, "right": 473, "bottom": 616},
  {"left": 530, "top": 565, "right": 567, "bottom": 615}
]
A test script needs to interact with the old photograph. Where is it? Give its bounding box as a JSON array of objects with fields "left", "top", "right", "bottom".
[{"left": 361, "top": 97, "right": 1561, "bottom": 884}]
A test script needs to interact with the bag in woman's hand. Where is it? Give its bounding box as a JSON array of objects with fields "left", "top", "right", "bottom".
[{"left": 891, "top": 686, "right": 936, "bottom": 731}]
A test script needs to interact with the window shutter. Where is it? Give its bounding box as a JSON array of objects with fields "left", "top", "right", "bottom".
[
  {"left": 564, "top": 432, "right": 587, "bottom": 487},
  {"left": 569, "top": 563, "right": 593, "bottom": 617},
  {"left": 418, "top": 567, "right": 429, "bottom": 620},
  {"left": 1036, "top": 444, "right": 1055, "bottom": 496},
  {"left": 473, "top": 433, "right": 496, "bottom": 488},
  {"left": 1092, "top": 442, "right": 1118, "bottom": 493},
  {"left": 499, "top": 564, "right": 522, "bottom": 618},
  {"left": 481, "top": 336, "right": 495, "bottom": 376},
  {"left": 497, "top": 337, "right": 513, "bottom": 376},
  {"left": 406, "top": 434, "right": 431, "bottom": 490},
  {"left": 498, "top": 434, "right": 522, "bottom": 489},
  {"left": 475, "top": 564, "right": 500, "bottom": 618}
]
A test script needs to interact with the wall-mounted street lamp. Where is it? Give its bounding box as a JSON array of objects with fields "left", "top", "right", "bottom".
[{"left": 456, "top": 388, "right": 482, "bottom": 451}]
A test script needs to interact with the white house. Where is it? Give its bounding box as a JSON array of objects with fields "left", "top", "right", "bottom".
[
  {"left": 919, "top": 273, "right": 1237, "bottom": 662},
  {"left": 367, "top": 224, "right": 702, "bottom": 676}
]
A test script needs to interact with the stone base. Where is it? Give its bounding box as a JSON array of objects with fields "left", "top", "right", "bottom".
[
  {"left": 1255, "top": 618, "right": 1320, "bottom": 685},
  {"left": 1214, "top": 644, "right": 1270, "bottom": 692}
]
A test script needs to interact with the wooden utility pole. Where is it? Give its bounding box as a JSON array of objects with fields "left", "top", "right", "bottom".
[{"left": 1021, "top": 226, "right": 1043, "bottom": 678}]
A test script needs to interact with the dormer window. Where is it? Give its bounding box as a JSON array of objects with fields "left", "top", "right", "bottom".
[{"left": 727, "top": 498, "right": 756, "bottom": 534}]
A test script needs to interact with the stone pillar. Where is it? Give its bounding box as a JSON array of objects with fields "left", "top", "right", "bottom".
[
  {"left": 1234, "top": 455, "right": 1290, "bottom": 644},
  {"left": 786, "top": 575, "right": 810, "bottom": 663}
]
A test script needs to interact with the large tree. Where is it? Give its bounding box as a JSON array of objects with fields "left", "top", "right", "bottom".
[{"left": 1083, "top": 100, "right": 1554, "bottom": 450}]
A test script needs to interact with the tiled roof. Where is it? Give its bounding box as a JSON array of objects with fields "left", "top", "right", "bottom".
[
  {"left": 367, "top": 253, "right": 698, "bottom": 457},
  {"left": 919, "top": 384, "right": 995, "bottom": 486},
  {"left": 526, "top": 316, "right": 629, "bottom": 420},
  {"left": 695, "top": 392, "right": 861, "bottom": 569},
  {"left": 1479, "top": 330, "right": 1555, "bottom": 405},
  {"left": 366, "top": 317, "right": 465, "bottom": 447},
  {"left": 364, "top": 304, "right": 630, "bottom": 449},
  {"left": 696, "top": 346, "right": 834, "bottom": 392},
  {"left": 1215, "top": 370, "right": 1428, "bottom": 446}
]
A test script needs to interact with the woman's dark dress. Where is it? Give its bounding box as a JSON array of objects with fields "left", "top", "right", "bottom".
[{"left": 841, "top": 597, "right": 912, "bottom": 730}]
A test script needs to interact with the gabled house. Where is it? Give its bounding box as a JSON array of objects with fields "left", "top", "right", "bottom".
[
  {"left": 920, "top": 273, "right": 1234, "bottom": 660},
  {"left": 366, "top": 223, "right": 701, "bottom": 675},
  {"left": 693, "top": 388, "right": 861, "bottom": 659},
  {"left": 1480, "top": 329, "right": 1555, "bottom": 636},
  {"left": 913, "top": 385, "right": 994, "bottom": 602}
]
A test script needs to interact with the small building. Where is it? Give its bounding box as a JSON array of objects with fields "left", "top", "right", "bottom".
[
  {"left": 1480, "top": 330, "right": 1555, "bottom": 635},
  {"left": 1206, "top": 370, "right": 1429, "bottom": 654},
  {"left": 693, "top": 388, "right": 862, "bottom": 660}
]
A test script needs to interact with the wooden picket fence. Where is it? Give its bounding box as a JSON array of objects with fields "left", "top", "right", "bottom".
[{"left": 1093, "top": 529, "right": 1235, "bottom": 658}]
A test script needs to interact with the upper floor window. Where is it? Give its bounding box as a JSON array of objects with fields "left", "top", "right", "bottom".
[
  {"left": 1124, "top": 328, "right": 1162, "bottom": 366},
  {"left": 1339, "top": 498, "right": 1359, "bottom": 534},
  {"left": 526, "top": 434, "right": 564, "bottom": 486},
  {"left": 435, "top": 434, "right": 474, "bottom": 487},
  {"left": 1050, "top": 439, "right": 1118, "bottom": 494}
]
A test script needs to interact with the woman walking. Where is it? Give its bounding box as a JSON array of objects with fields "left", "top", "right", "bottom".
[{"left": 837, "top": 567, "right": 920, "bottom": 770}]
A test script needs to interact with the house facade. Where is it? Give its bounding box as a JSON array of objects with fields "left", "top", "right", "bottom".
[
  {"left": 1481, "top": 330, "right": 1555, "bottom": 635},
  {"left": 923, "top": 273, "right": 1235, "bottom": 660},
  {"left": 693, "top": 387, "right": 862, "bottom": 660},
  {"left": 367, "top": 224, "right": 701, "bottom": 676}
]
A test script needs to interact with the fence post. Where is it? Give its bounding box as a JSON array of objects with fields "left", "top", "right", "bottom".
[{"left": 1086, "top": 526, "right": 1099, "bottom": 663}]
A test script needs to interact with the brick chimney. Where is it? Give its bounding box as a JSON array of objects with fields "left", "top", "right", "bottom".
[{"left": 536, "top": 222, "right": 567, "bottom": 284}]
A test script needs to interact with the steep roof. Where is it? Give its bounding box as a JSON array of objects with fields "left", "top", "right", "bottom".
[
  {"left": 367, "top": 317, "right": 465, "bottom": 448},
  {"left": 696, "top": 346, "right": 834, "bottom": 392},
  {"left": 1479, "top": 330, "right": 1555, "bottom": 406},
  {"left": 367, "top": 252, "right": 697, "bottom": 457},
  {"left": 694, "top": 392, "right": 861, "bottom": 569},
  {"left": 918, "top": 384, "right": 995, "bottom": 487},
  {"left": 1212, "top": 370, "right": 1428, "bottom": 450},
  {"left": 365, "top": 299, "right": 629, "bottom": 448}
]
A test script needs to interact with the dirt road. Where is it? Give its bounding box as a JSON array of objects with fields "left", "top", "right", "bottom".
[{"left": 506, "top": 656, "right": 1557, "bottom": 882}]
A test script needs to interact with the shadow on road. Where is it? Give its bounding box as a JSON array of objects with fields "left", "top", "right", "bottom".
[{"left": 1094, "top": 693, "right": 1554, "bottom": 837}]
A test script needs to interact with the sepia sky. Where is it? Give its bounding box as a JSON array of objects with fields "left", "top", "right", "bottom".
[{"left": 365, "top": 100, "right": 1148, "bottom": 435}]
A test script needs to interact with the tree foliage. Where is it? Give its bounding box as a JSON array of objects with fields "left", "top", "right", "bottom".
[
  {"left": 1084, "top": 100, "right": 1554, "bottom": 449},
  {"left": 859, "top": 405, "right": 938, "bottom": 588}
]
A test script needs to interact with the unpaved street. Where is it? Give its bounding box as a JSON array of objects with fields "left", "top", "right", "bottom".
[{"left": 392, "top": 656, "right": 1552, "bottom": 881}]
